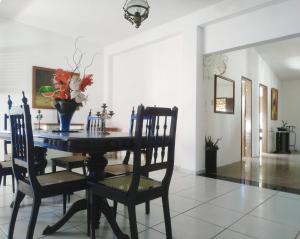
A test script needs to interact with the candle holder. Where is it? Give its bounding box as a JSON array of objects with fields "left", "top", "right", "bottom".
[
  {"left": 35, "top": 110, "right": 43, "bottom": 130},
  {"left": 96, "top": 103, "right": 114, "bottom": 134}
]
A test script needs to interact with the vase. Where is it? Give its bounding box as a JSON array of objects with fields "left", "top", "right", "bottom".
[
  {"left": 53, "top": 100, "right": 79, "bottom": 132},
  {"left": 205, "top": 150, "right": 217, "bottom": 174}
]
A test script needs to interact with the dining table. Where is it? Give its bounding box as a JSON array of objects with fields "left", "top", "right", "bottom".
[{"left": 0, "top": 129, "right": 136, "bottom": 239}]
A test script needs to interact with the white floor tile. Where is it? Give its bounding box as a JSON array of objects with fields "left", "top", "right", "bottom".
[
  {"left": 75, "top": 213, "right": 147, "bottom": 238},
  {"left": 251, "top": 195, "right": 300, "bottom": 228},
  {"left": 230, "top": 215, "right": 299, "bottom": 239},
  {"left": 41, "top": 227, "right": 90, "bottom": 239},
  {"left": 0, "top": 229, "right": 6, "bottom": 239},
  {"left": 214, "top": 229, "right": 256, "bottom": 239},
  {"left": 139, "top": 229, "right": 166, "bottom": 239},
  {"left": 184, "top": 203, "right": 244, "bottom": 228},
  {"left": 0, "top": 212, "right": 73, "bottom": 239},
  {"left": 118, "top": 203, "right": 180, "bottom": 227},
  {"left": 209, "top": 185, "right": 276, "bottom": 213},
  {"left": 174, "top": 179, "right": 239, "bottom": 203},
  {"left": 153, "top": 214, "right": 223, "bottom": 239},
  {"left": 152, "top": 194, "right": 202, "bottom": 213}
]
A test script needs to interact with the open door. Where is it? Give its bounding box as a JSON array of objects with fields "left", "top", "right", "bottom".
[
  {"left": 259, "top": 84, "right": 268, "bottom": 154},
  {"left": 241, "top": 77, "right": 252, "bottom": 158}
]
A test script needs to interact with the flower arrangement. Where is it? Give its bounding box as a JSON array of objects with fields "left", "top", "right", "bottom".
[
  {"left": 53, "top": 68, "right": 93, "bottom": 103},
  {"left": 39, "top": 37, "right": 97, "bottom": 105}
]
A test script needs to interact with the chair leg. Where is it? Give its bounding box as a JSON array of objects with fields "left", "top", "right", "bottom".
[
  {"left": 52, "top": 163, "right": 56, "bottom": 173},
  {"left": 12, "top": 175, "right": 15, "bottom": 193},
  {"left": 0, "top": 175, "right": 2, "bottom": 186},
  {"left": 128, "top": 204, "right": 138, "bottom": 239},
  {"left": 3, "top": 175, "right": 6, "bottom": 186},
  {"left": 122, "top": 151, "right": 131, "bottom": 164},
  {"left": 145, "top": 201, "right": 150, "bottom": 214},
  {"left": 113, "top": 201, "right": 118, "bottom": 217},
  {"left": 82, "top": 165, "right": 87, "bottom": 176},
  {"left": 162, "top": 194, "right": 172, "bottom": 239},
  {"left": 87, "top": 191, "right": 90, "bottom": 237},
  {"left": 90, "top": 193, "right": 98, "bottom": 239},
  {"left": 63, "top": 194, "right": 67, "bottom": 215},
  {"left": 26, "top": 198, "right": 41, "bottom": 239},
  {"left": 8, "top": 190, "right": 25, "bottom": 239}
]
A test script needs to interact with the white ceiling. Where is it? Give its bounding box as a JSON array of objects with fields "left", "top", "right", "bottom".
[
  {"left": 0, "top": 0, "right": 222, "bottom": 46},
  {"left": 255, "top": 37, "right": 300, "bottom": 81}
]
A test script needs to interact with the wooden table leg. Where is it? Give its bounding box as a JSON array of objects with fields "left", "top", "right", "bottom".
[
  {"left": 87, "top": 152, "right": 108, "bottom": 181},
  {"left": 43, "top": 152, "right": 108, "bottom": 235},
  {"left": 43, "top": 199, "right": 87, "bottom": 235}
]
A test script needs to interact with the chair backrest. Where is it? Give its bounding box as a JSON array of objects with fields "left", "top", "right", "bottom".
[
  {"left": 86, "top": 110, "right": 101, "bottom": 131},
  {"left": 129, "top": 107, "right": 156, "bottom": 136},
  {"left": 129, "top": 105, "right": 178, "bottom": 194},
  {"left": 4, "top": 113, "right": 10, "bottom": 155},
  {"left": 8, "top": 92, "right": 40, "bottom": 191}
]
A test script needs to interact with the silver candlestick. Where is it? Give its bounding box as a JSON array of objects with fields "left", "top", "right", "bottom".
[
  {"left": 35, "top": 110, "right": 43, "bottom": 130},
  {"left": 96, "top": 103, "right": 114, "bottom": 134}
]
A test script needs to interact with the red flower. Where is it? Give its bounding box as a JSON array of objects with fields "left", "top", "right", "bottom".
[
  {"left": 54, "top": 69, "right": 70, "bottom": 86},
  {"left": 79, "top": 74, "right": 93, "bottom": 92}
]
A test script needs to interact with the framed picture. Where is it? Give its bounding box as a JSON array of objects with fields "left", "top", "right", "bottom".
[
  {"left": 271, "top": 88, "right": 278, "bottom": 120},
  {"left": 32, "top": 66, "right": 56, "bottom": 109}
]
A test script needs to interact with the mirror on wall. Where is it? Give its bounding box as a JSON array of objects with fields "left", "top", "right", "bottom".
[{"left": 214, "top": 75, "right": 235, "bottom": 114}]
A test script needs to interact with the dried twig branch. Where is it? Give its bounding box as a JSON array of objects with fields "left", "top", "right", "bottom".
[{"left": 83, "top": 52, "right": 100, "bottom": 76}]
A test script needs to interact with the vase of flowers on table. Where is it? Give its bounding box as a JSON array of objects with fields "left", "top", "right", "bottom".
[{"left": 52, "top": 68, "right": 93, "bottom": 132}]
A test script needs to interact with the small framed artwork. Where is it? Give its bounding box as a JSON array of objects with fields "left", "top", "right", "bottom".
[
  {"left": 271, "top": 88, "right": 278, "bottom": 120},
  {"left": 32, "top": 66, "right": 56, "bottom": 109}
]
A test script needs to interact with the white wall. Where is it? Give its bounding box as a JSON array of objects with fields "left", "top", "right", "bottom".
[
  {"left": 109, "top": 35, "right": 184, "bottom": 166},
  {"left": 281, "top": 80, "right": 300, "bottom": 151},
  {"left": 204, "top": 0, "right": 300, "bottom": 54},
  {"left": 204, "top": 48, "right": 282, "bottom": 167}
]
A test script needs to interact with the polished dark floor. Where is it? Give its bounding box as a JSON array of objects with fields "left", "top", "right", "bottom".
[{"left": 202, "top": 153, "right": 300, "bottom": 194}]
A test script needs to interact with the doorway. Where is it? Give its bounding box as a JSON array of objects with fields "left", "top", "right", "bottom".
[
  {"left": 241, "top": 77, "right": 252, "bottom": 158},
  {"left": 259, "top": 84, "right": 268, "bottom": 154}
]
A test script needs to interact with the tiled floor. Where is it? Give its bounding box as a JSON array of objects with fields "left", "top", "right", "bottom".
[
  {"left": 208, "top": 153, "right": 300, "bottom": 193},
  {"left": 1, "top": 167, "right": 300, "bottom": 239}
]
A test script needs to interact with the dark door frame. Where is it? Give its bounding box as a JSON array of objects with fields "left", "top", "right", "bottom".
[
  {"left": 241, "top": 76, "right": 253, "bottom": 159},
  {"left": 259, "top": 83, "right": 268, "bottom": 155}
]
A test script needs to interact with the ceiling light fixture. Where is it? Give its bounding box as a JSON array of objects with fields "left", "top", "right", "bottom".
[{"left": 123, "top": 0, "right": 150, "bottom": 28}]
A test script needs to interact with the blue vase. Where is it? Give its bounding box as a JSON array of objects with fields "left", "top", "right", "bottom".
[{"left": 54, "top": 100, "right": 79, "bottom": 132}]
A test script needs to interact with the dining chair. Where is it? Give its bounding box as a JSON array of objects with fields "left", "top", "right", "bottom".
[
  {"left": 89, "top": 105, "right": 178, "bottom": 239},
  {"left": 8, "top": 92, "right": 88, "bottom": 239},
  {"left": 0, "top": 113, "right": 15, "bottom": 193},
  {"left": 105, "top": 107, "right": 155, "bottom": 215}
]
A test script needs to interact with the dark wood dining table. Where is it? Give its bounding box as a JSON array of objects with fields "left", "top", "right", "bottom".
[{"left": 0, "top": 129, "right": 135, "bottom": 239}]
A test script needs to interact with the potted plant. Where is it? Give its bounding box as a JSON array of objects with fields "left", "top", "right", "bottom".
[
  {"left": 205, "top": 136, "right": 221, "bottom": 173},
  {"left": 277, "top": 120, "right": 288, "bottom": 131}
]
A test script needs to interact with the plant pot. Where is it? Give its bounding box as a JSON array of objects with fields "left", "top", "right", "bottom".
[
  {"left": 53, "top": 100, "right": 79, "bottom": 132},
  {"left": 205, "top": 150, "right": 217, "bottom": 173},
  {"left": 277, "top": 127, "right": 288, "bottom": 132}
]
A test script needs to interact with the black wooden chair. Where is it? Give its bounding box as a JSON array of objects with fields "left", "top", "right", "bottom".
[
  {"left": 8, "top": 92, "right": 88, "bottom": 239},
  {"left": 105, "top": 107, "right": 155, "bottom": 215},
  {"left": 104, "top": 107, "right": 136, "bottom": 176},
  {"left": 89, "top": 105, "right": 178, "bottom": 239},
  {"left": 0, "top": 113, "right": 15, "bottom": 193}
]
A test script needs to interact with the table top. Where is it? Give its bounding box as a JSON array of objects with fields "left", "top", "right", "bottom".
[{"left": 0, "top": 130, "right": 134, "bottom": 153}]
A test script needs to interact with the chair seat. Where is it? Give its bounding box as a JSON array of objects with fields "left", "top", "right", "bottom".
[
  {"left": 99, "top": 175, "right": 161, "bottom": 192},
  {"left": 3, "top": 153, "right": 12, "bottom": 161},
  {"left": 0, "top": 160, "right": 12, "bottom": 169},
  {"left": 105, "top": 164, "right": 133, "bottom": 175},
  {"left": 37, "top": 171, "right": 85, "bottom": 187},
  {"left": 51, "top": 155, "right": 88, "bottom": 163}
]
